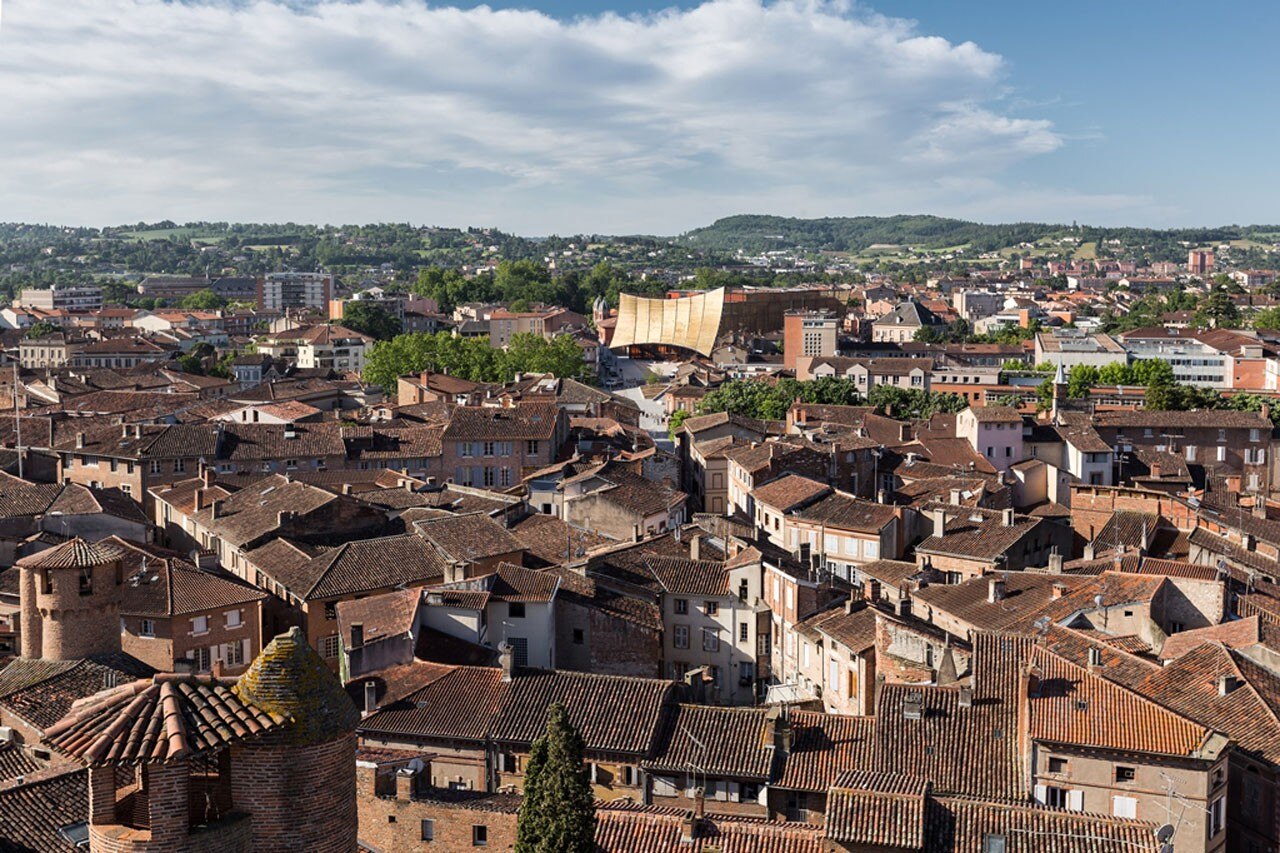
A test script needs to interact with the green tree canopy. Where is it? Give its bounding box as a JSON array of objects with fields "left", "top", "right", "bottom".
[
  {"left": 515, "top": 702, "right": 595, "bottom": 853},
  {"left": 865, "top": 385, "right": 967, "bottom": 419},
  {"left": 362, "top": 331, "right": 587, "bottom": 389},
  {"left": 695, "top": 377, "right": 865, "bottom": 421},
  {"left": 342, "top": 302, "right": 402, "bottom": 341},
  {"left": 180, "top": 289, "right": 226, "bottom": 310},
  {"left": 23, "top": 321, "right": 59, "bottom": 339}
]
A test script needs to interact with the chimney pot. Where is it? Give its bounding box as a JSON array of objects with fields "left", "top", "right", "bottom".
[
  {"left": 75, "top": 432, "right": 85, "bottom": 449},
  {"left": 1002, "top": 508, "right": 1015, "bottom": 527},
  {"left": 988, "top": 577, "right": 1007, "bottom": 602},
  {"left": 950, "top": 488, "right": 962, "bottom": 506},
  {"left": 498, "top": 642, "right": 515, "bottom": 682},
  {"left": 1051, "top": 582, "right": 1068, "bottom": 599}
]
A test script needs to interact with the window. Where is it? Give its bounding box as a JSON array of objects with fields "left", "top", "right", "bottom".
[
  {"left": 1218, "top": 445, "right": 1227, "bottom": 462},
  {"left": 1209, "top": 796, "right": 1225, "bottom": 836},
  {"left": 225, "top": 640, "right": 245, "bottom": 667},
  {"left": 738, "top": 579, "right": 749, "bottom": 602},
  {"left": 192, "top": 646, "right": 211, "bottom": 673},
  {"left": 174, "top": 459, "right": 185, "bottom": 473},
  {"left": 191, "top": 615, "right": 209, "bottom": 635},
  {"left": 498, "top": 753, "right": 518, "bottom": 773},
  {"left": 509, "top": 637, "right": 529, "bottom": 667},
  {"left": 320, "top": 634, "right": 341, "bottom": 659},
  {"left": 673, "top": 599, "right": 688, "bottom": 615},
  {"left": 79, "top": 568, "right": 93, "bottom": 596},
  {"left": 472, "top": 825, "right": 488, "bottom": 846},
  {"left": 1185, "top": 445, "right": 1196, "bottom": 462},
  {"left": 703, "top": 628, "right": 720, "bottom": 652},
  {"left": 1112, "top": 795, "right": 1137, "bottom": 819},
  {"left": 1048, "top": 757, "right": 1068, "bottom": 774},
  {"left": 139, "top": 619, "right": 155, "bottom": 638},
  {"left": 1114, "top": 766, "right": 1135, "bottom": 783},
  {"left": 740, "top": 661, "right": 755, "bottom": 684},
  {"left": 508, "top": 602, "right": 526, "bottom": 619},
  {"left": 483, "top": 467, "right": 495, "bottom": 487},
  {"left": 324, "top": 602, "right": 337, "bottom": 620},
  {"left": 1251, "top": 429, "right": 1261, "bottom": 442},
  {"left": 739, "top": 622, "right": 749, "bottom": 643},
  {"left": 673, "top": 625, "right": 689, "bottom": 649},
  {"left": 483, "top": 441, "right": 495, "bottom": 457},
  {"left": 527, "top": 440, "right": 540, "bottom": 454},
  {"left": 225, "top": 610, "right": 241, "bottom": 629},
  {"left": 573, "top": 628, "right": 584, "bottom": 645},
  {"left": 982, "top": 836, "right": 1006, "bottom": 853},
  {"left": 704, "top": 601, "right": 718, "bottom": 616},
  {"left": 461, "top": 442, "right": 473, "bottom": 457},
  {"left": 421, "top": 820, "right": 434, "bottom": 842}
]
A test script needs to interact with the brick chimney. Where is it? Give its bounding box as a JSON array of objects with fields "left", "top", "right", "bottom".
[{"left": 988, "top": 577, "right": 1007, "bottom": 602}]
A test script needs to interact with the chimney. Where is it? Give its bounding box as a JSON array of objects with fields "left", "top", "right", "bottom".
[
  {"left": 200, "top": 466, "right": 215, "bottom": 488},
  {"left": 1002, "top": 508, "right": 1015, "bottom": 527},
  {"left": 933, "top": 508, "right": 948, "bottom": 538},
  {"left": 876, "top": 489, "right": 886, "bottom": 505},
  {"left": 1263, "top": 404, "right": 1271, "bottom": 422},
  {"left": 950, "top": 488, "right": 962, "bottom": 506},
  {"left": 1047, "top": 549, "right": 1063, "bottom": 574},
  {"left": 988, "top": 577, "right": 1007, "bottom": 603},
  {"left": 121, "top": 424, "right": 129, "bottom": 438},
  {"left": 75, "top": 432, "right": 85, "bottom": 449},
  {"left": 845, "top": 598, "right": 855, "bottom": 615},
  {"left": 195, "top": 488, "right": 205, "bottom": 512},
  {"left": 341, "top": 483, "right": 352, "bottom": 496},
  {"left": 1218, "top": 674, "right": 1242, "bottom": 696},
  {"left": 1083, "top": 542, "right": 1096, "bottom": 561},
  {"left": 134, "top": 424, "right": 143, "bottom": 439},
  {"left": 350, "top": 623, "right": 364, "bottom": 649},
  {"left": 689, "top": 534, "right": 702, "bottom": 562},
  {"left": 498, "top": 642, "right": 515, "bottom": 682},
  {"left": 632, "top": 524, "right": 642, "bottom": 543},
  {"left": 902, "top": 691, "right": 924, "bottom": 720},
  {"left": 363, "top": 680, "right": 377, "bottom": 715},
  {"left": 1051, "top": 582, "right": 1068, "bottom": 599},
  {"left": 958, "top": 685, "right": 973, "bottom": 708},
  {"left": 1254, "top": 499, "right": 1268, "bottom": 520},
  {"left": 210, "top": 498, "right": 224, "bottom": 520}
]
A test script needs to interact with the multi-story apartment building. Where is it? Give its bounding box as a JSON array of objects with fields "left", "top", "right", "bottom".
[
  {"left": 488, "top": 307, "right": 586, "bottom": 348},
  {"left": 782, "top": 311, "right": 838, "bottom": 370},
  {"left": 256, "top": 271, "right": 333, "bottom": 311},
  {"left": 441, "top": 403, "right": 566, "bottom": 489},
  {"left": 17, "top": 283, "right": 103, "bottom": 312}
]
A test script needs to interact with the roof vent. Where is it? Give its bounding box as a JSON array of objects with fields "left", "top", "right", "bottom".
[
  {"left": 903, "top": 691, "right": 924, "bottom": 720},
  {"left": 957, "top": 686, "right": 973, "bottom": 708},
  {"left": 1218, "top": 674, "right": 1243, "bottom": 696}
]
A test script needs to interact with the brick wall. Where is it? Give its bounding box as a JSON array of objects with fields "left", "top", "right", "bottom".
[
  {"left": 355, "top": 775, "right": 518, "bottom": 852},
  {"left": 230, "top": 732, "right": 357, "bottom": 853}
]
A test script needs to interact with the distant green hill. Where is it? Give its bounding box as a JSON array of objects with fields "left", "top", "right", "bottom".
[{"left": 677, "top": 214, "right": 1275, "bottom": 255}]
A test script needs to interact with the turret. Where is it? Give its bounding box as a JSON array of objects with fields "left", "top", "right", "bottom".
[{"left": 17, "top": 538, "right": 125, "bottom": 661}]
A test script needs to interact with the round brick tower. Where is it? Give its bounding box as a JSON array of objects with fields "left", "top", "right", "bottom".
[
  {"left": 230, "top": 626, "right": 361, "bottom": 853},
  {"left": 16, "top": 538, "right": 124, "bottom": 661}
]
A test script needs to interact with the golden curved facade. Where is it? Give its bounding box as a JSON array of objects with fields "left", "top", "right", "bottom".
[{"left": 611, "top": 287, "right": 726, "bottom": 357}]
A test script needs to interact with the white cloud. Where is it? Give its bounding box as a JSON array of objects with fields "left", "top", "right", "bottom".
[{"left": 0, "top": 0, "right": 1105, "bottom": 232}]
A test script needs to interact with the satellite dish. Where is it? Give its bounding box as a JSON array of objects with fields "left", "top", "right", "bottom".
[
  {"left": 1093, "top": 594, "right": 1105, "bottom": 609},
  {"left": 406, "top": 758, "right": 425, "bottom": 774},
  {"left": 1155, "top": 824, "right": 1175, "bottom": 843}
]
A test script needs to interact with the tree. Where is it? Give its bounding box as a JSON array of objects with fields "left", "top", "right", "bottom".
[
  {"left": 668, "top": 408, "right": 691, "bottom": 439},
  {"left": 515, "top": 702, "right": 595, "bottom": 853},
  {"left": 1195, "top": 288, "right": 1242, "bottom": 329},
  {"left": 865, "top": 385, "right": 966, "bottom": 419},
  {"left": 180, "top": 289, "right": 226, "bottom": 310},
  {"left": 24, "top": 321, "right": 58, "bottom": 339},
  {"left": 1065, "top": 364, "right": 1098, "bottom": 399},
  {"left": 342, "top": 302, "right": 402, "bottom": 341},
  {"left": 1254, "top": 307, "right": 1280, "bottom": 330}
]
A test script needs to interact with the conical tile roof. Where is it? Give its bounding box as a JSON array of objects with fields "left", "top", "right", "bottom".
[
  {"left": 16, "top": 537, "right": 123, "bottom": 570},
  {"left": 234, "top": 626, "right": 359, "bottom": 746}
]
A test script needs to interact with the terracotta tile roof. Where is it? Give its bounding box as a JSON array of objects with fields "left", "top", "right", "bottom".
[
  {"left": 797, "top": 602, "right": 877, "bottom": 653},
  {"left": 576, "top": 463, "right": 686, "bottom": 517},
  {"left": 914, "top": 573, "right": 1093, "bottom": 635},
  {"left": 442, "top": 403, "right": 560, "bottom": 441},
  {"left": 242, "top": 537, "right": 321, "bottom": 591},
  {"left": 1159, "top": 616, "right": 1262, "bottom": 660},
  {"left": 507, "top": 513, "right": 612, "bottom": 567},
  {"left": 120, "top": 552, "right": 266, "bottom": 618},
  {"left": 792, "top": 492, "right": 897, "bottom": 534},
  {"left": 925, "top": 795, "right": 1160, "bottom": 853},
  {"left": 491, "top": 669, "right": 676, "bottom": 755},
  {"left": 543, "top": 566, "right": 663, "bottom": 632},
  {"left": 0, "top": 742, "right": 55, "bottom": 784},
  {"left": 488, "top": 562, "right": 560, "bottom": 602},
  {"left": 358, "top": 665, "right": 506, "bottom": 743},
  {"left": 914, "top": 505, "right": 1044, "bottom": 562},
  {"left": 968, "top": 405, "right": 1022, "bottom": 423},
  {"left": 0, "top": 654, "right": 156, "bottom": 732},
  {"left": 1029, "top": 645, "right": 1224, "bottom": 759},
  {"left": 872, "top": 634, "right": 1029, "bottom": 801},
  {"left": 643, "top": 557, "right": 729, "bottom": 597},
  {"left": 749, "top": 474, "right": 831, "bottom": 513},
  {"left": 336, "top": 587, "right": 420, "bottom": 648},
  {"left": 1037, "top": 625, "right": 1159, "bottom": 689},
  {"left": 645, "top": 704, "right": 773, "bottom": 778},
  {"left": 1094, "top": 408, "right": 1272, "bottom": 429},
  {"left": 413, "top": 513, "right": 524, "bottom": 565},
  {"left": 45, "top": 674, "right": 286, "bottom": 766},
  {"left": 1087, "top": 510, "right": 1168, "bottom": 555},
  {"left": 594, "top": 806, "right": 823, "bottom": 853},
  {"left": 1138, "top": 642, "right": 1280, "bottom": 764},
  {"left": 174, "top": 475, "right": 340, "bottom": 548},
  {"left": 856, "top": 559, "right": 923, "bottom": 589},
  {"left": 46, "top": 483, "right": 149, "bottom": 525},
  {"left": 292, "top": 534, "right": 448, "bottom": 601},
  {"left": 774, "top": 712, "right": 874, "bottom": 793},
  {"left": 824, "top": 771, "right": 929, "bottom": 848},
  {"left": 0, "top": 765, "right": 88, "bottom": 852},
  {"left": 15, "top": 537, "right": 123, "bottom": 571},
  {"left": 0, "top": 471, "right": 60, "bottom": 518}
]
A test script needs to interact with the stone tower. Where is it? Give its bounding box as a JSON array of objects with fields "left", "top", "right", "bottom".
[
  {"left": 17, "top": 538, "right": 124, "bottom": 661},
  {"left": 231, "top": 626, "right": 361, "bottom": 853}
]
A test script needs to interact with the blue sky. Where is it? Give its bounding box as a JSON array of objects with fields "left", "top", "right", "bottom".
[{"left": 0, "top": 0, "right": 1274, "bottom": 234}]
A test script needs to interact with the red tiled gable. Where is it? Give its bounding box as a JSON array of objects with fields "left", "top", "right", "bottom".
[
  {"left": 749, "top": 474, "right": 831, "bottom": 513},
  {"left": 645, "top": 704, "right": 774, "bottom": 779}
]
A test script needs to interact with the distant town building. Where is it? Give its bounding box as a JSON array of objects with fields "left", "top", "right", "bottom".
[
  {"left": 257, "top": 271, "right": 333, "bottom": 311},
  {"left": 782, "top": 310, "right": 838, "bottom": 370}
]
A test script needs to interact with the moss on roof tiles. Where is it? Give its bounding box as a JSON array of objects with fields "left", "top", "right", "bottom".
[{"left": 234, "top": 626, "right": 360, "bottom": 746}]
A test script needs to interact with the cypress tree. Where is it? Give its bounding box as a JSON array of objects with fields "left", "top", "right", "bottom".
[{"left": 515, "top": 702, "right": 596, "bottom": 853}]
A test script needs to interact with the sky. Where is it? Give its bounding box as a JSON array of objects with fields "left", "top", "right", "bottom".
[{"left": 0, "top": 0, "right": 1275, "bottom": 235}]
